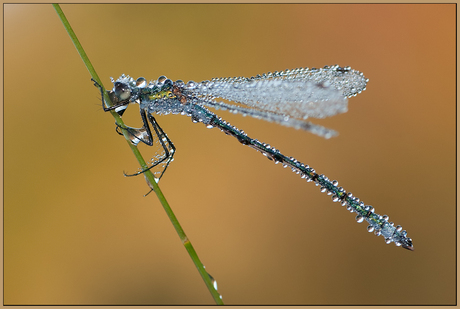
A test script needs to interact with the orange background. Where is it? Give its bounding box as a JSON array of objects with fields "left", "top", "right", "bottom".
[{"left": 4, "top": 4, "right": 455, "bottom": 305}]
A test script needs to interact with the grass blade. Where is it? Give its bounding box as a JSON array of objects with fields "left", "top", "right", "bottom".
[{"left": 52, "top": 4, "right": 223, "bottom": 304}]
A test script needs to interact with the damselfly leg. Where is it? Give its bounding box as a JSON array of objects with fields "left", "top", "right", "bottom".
[{"left": 122, "top": 110, "right": 176, "bottom": 180}]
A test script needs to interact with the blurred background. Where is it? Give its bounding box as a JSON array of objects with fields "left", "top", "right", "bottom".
[{"left": 4, "top": 4, "right": 455, "bottom": 305}]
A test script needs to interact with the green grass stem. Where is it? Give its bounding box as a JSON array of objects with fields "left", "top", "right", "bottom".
[{"left": 53, "top": 4, "right": 223, "bottom": 305}]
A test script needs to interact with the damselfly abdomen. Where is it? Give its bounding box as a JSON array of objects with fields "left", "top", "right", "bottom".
[{"left": 94, "top": 65, "right": 413, "bottom": 250}]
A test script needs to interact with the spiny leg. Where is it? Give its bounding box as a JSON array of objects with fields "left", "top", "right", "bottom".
[
  {"left": 126, "top": 113, "right": 176, "bottom": 197},
  {"left": 145, "top": 112, "right": 176, "bottom": 181}
]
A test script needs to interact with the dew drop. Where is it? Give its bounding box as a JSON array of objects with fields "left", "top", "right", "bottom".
[
  {"left": 186, "top": 80, "right": 196, "bottom": 89},
  {"left": 157, "top": 75, "right": 167, "bottom": 84},
  {"left": 136, "top": 77, "right": 147, "bottom": 88},
  {"left": 207, "top": 272, "right": 218, "bottom": 291}
]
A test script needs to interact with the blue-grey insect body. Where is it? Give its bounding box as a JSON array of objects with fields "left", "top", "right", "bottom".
[{"left": 94, "top": 65, "right": 413, "bottom": 250}]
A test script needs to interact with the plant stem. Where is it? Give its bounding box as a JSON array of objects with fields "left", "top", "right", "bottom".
[{"left": 52, "top": 4, "right": 223, "bottom": 305}]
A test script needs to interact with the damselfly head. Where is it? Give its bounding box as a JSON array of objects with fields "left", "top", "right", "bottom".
[{"left": 109, "top": 74, "right": 137, "bottom": 102}]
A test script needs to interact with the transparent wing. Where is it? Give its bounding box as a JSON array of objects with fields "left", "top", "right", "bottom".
[
  {"left": 194, "top": 65, "right": 368, "bottom": 120},
  {"left": 198, "top": 79, "right": 347, "bottom": 120}
]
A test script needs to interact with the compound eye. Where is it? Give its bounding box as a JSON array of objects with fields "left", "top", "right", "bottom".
[{"left": 114, "top": 82, "right": 131, "bottom": 101}]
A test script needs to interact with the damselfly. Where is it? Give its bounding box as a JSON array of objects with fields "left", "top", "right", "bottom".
[{"left": 94, "top": 65, "right": 413, "bottom": 250}]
